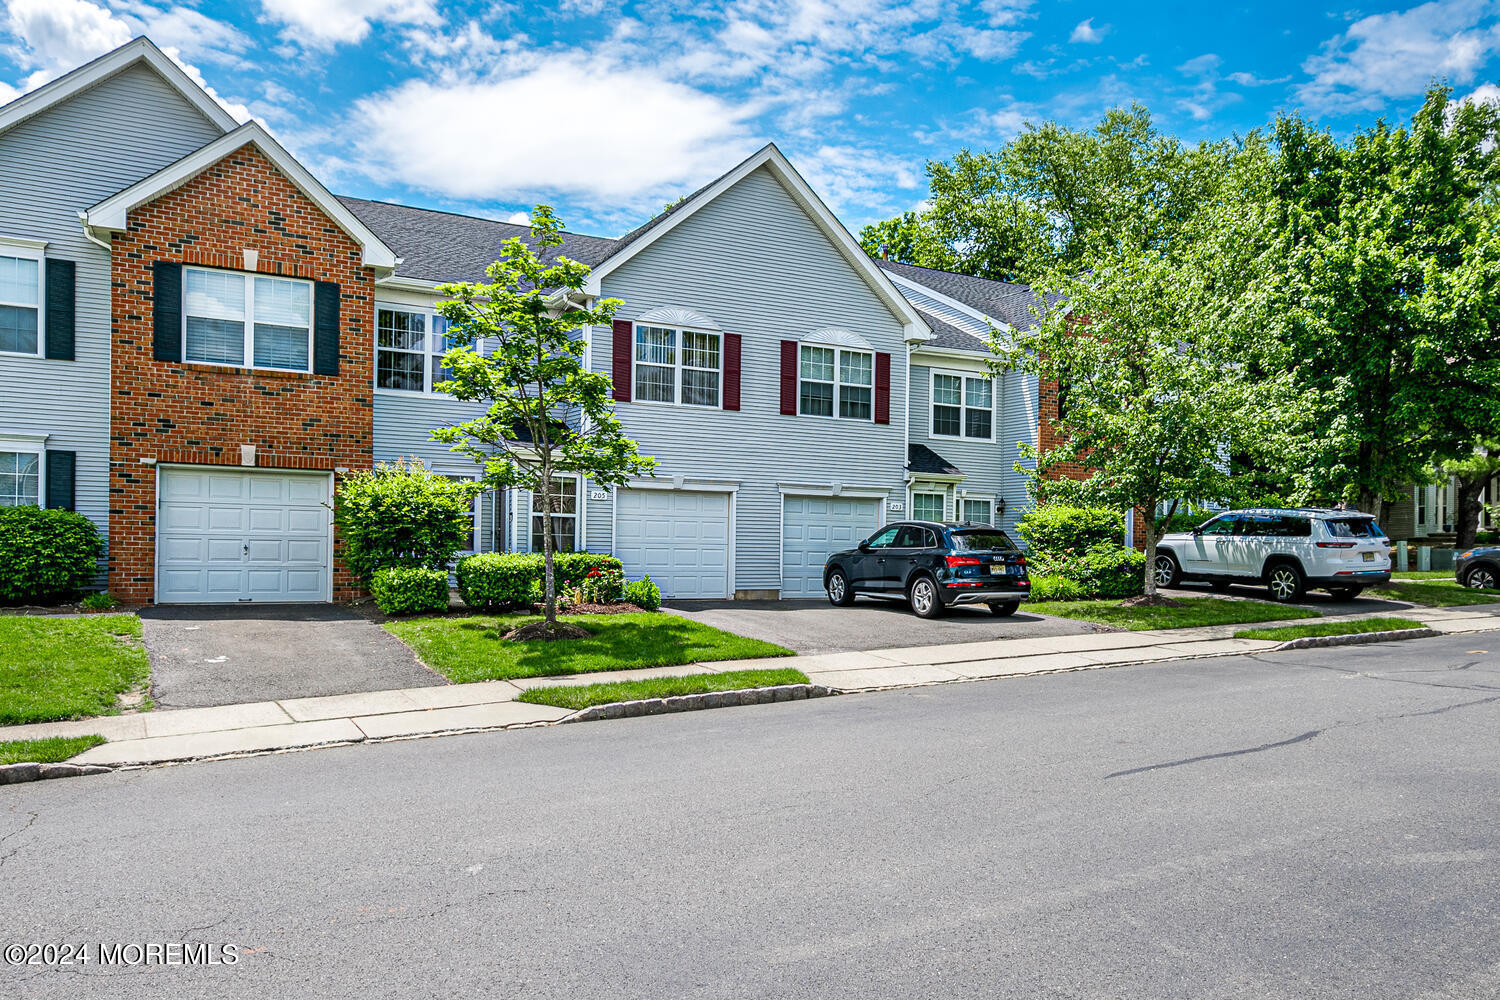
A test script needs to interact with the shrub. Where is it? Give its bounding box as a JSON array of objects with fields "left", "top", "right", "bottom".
[
  {"left": 1161, "top": 505, "right": 1219, "bottom": 534},
  {"left": 370, "top": 566, "right": 451, "bottom": 615},
  {"left": 0, "top": 507, "right": 105, "bottom": 604},
  {"left": 80, "top": 592, "right": 118, "bottom": 611},
  {"left": 334, "top": 460, "right": 480, "bottom": 583},
  {"left": 455, "top": 552, "right": 624, "bottom": 610},
  {"left": 624, "top": 575, "right": 662, "bottom": 611},
  {"left": 581, "top": 566, "right": 624, "bottom": 604},
  {"left": 1044, "top": 542, "right": 1147, "bottom": 599},
  {"left": 1025, "top": 574, "right": 1087, "bottom": 603},
  {"left": 1016, "top": 506, "right": 1123, "bottom": 560}
]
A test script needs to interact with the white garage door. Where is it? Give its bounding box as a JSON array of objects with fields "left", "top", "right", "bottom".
[
  {"left": 781, "top": 496, "right": 880, "bottom": 598},
  {"left": 156, "top": 468, "right": 332, "bottom": 604},
  {"left": 614, "top": 489, "right": 730, "bottom": 599}
]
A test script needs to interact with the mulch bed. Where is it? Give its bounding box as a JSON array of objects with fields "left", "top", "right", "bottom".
[{"left": 534, "top": 601, "right": 648, "bottom": 615}]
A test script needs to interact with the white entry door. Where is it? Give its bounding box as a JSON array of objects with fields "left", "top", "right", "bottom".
[
  {"left": 156, "top": 467, "right": 332, "bottom": 603},
  {"left": 781, "top": 495, "right": 880, "bottom": 598},
  {"left": 614, "top": 489, "right": 731, "bottom": 599}
]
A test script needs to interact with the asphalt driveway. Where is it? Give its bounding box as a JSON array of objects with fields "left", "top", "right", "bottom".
[
  {"left": 666, "top": 596, "right": 1102, "bottom": 654},
  {"left": 141, "top": 604, "right": 445, "bottom": 709}
]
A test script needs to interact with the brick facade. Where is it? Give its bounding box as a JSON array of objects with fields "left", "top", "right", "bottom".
[{"left": 106, "top": 144, "right": 376, "bottom": 602}]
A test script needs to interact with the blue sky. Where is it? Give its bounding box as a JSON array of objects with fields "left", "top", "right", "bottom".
[{"left": 2, "top": 0, "right": 1498, "bottom": 237}]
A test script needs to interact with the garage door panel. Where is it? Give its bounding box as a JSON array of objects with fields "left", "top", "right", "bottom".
[
  {"left": 204, "top": 538, "right": 241, "bottom": 562},
  {"left": 206, "top": 506, "right": 247, "bottom": 531},
  {"left": 615, "top": 489, "right": 730, "bottom": 599},
  {"left": 781, "top": 495, "right": 879, "bottom": 598},
  {"left": 287, "top": 508, "right": 325, "bottom": 533}
]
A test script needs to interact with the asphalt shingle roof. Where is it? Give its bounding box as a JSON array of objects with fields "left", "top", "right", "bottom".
[
  {"left": 908, "top": 443, "right": 963, "bottom": 477},
  {"left": 913, "top": 309, "right": 990, "bottom": 353},
  {"left": 878, "top": 260, "right": 1060, "bottom": 332}
]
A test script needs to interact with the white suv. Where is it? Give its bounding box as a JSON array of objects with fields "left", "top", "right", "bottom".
[{"left": 1154, "top": 508, "right": 1392, "bottom": 602}]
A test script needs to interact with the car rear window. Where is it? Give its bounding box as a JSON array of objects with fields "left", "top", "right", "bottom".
[
  {"left": 1325, "top": 518, "right": 1385, "bottom": 538},
  {"left": 952, "top": 530, "right": 1018, "bottom": 552}
]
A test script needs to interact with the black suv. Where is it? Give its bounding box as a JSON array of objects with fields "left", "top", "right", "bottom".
[{"left": 823, "top": 521, "right": 1031, "bottom": 619}]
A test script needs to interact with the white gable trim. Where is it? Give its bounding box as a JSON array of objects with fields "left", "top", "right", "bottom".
[
  {"left": 585, "top": 144, "right": 929, "bottom": 335},
  {"left": 0, "top": 37, "right": 239, "bottom": 140},
  {"left": 85, "top": 121, "right": 399, "bottom": 270},
  {"left": 885, "top": 270, "right": 1016, "bottom": 337}
]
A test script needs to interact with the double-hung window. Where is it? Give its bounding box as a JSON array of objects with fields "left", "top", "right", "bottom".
[
  {"left": 634, "top": 324, "right": 720, "bottom": 406},
  {"left": 183, "top": 267, "right": 312, "bottom": 371},
  {"left": 0, "top": 448, "right": 40, "bottom": 507},
  {"left": 932, "top": 372, "right": 993, "bottom": 440},
  {"left": 530, "top": 477, "right": 578, "bottom": 553},
  {"left": 376, "top": 307, "right": 477, "bottom": 393},
  {"left": 0, "top": 248, "right": 42, "bottom": 356},
  {"left": 799, "top": 345, "right": 873, "bottom": 419},
  {"left": 961, "top": 498, "right": 992, "bottom": 524},
  {"left": 912, "top": 491, "right": 945, "bottom": 522}
]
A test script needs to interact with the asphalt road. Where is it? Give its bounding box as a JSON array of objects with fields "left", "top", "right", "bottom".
[{"left": 5, "top": 635, "right": 1499, "bottom": 999}]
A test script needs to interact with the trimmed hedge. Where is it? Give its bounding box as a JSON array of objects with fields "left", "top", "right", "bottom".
[
  {"left": 1016, "top": 506, "right": 1123, "bottom": 560},
  {"left": 0, "top": 507, "right": 104, "bottom": 604},
  {"left": 371, "top": 566, "right": 451, "bottom": 615},
  {"left": 624, "top": 575, "right": 661, "bottom": 611},
  {"left": 456, "top": 552, "right": 624, "bottom": 610},
  {"left": 1044, "top": 543, "right": 1147, "bottom": 599},
  {"left": 333, "top": 461, "right": 479, "bottom": 583}
]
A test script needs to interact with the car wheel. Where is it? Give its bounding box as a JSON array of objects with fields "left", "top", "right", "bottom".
[
  {"left": 826, "top": 569, "right": 855, "bottom": 607},
  {"left": 1209, "top": 579, "right": 1233, "bottom": 592},
  {"left": 1266, "top": 563, "right": 1306, "bottom": 603},
  {"left": 988, "top": 601, "right": 1020, "bottom": 617},
  {"left": 1464, "top": 564, "right": 1498, "bottom": 590},
  {"left": 908, "top": 575, "right": 944, "bottom": 619},
  {"left": 1153, "top": 553, "right": 1181, "bottom": 589},
  {"left": 1328, "top": 585, "right": 1363, "bottom": 601}
]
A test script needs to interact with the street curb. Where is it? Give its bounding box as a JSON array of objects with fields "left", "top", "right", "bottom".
[
  {"left": 0, "top": 761, "right": 115, "bottom": 785},
  {"left": 560, "top": 684, "right": 834, "bottom": 723},
  {"left": 1273, "top": 627, "right": 1442, "bottom": 652}
]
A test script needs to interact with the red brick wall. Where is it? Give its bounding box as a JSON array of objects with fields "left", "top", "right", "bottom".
[{"left": 107, "top": 143, "right": 376, "bottom": 602}]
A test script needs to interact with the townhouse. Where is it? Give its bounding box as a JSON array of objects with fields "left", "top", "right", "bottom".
[{"left": 0, "top": 37, "right": 1043, "bottom": 605}]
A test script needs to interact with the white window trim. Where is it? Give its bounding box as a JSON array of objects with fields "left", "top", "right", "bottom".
[
  {"left": 0, "top": 238, "right": 45, "bottom": 359},
  {"left": 181, "top": 266, "right": 314, "bottom": 374},
  {"left": 797, "top": 344, "right": 875, "bottom": 422},
  {"left": 373, "top": 302, "right": 484, "bottom": 396},
  {"left": 958, "top": 492, "right": 996, "bottom": 525},
  {"left": 630, "top": 322, "right": 724, "bottom": 409},
  {"left": 930, "top": 368, "right": 995, "bottom": 443},
  {"left": 529, "top": 474, "right": 581, "bottom": 553},
  {"left": 909, "top": 488, "right": 948, "bottom": 523},
  {"left": 0, "top": 432, "right": 47, "bottom": 508}
]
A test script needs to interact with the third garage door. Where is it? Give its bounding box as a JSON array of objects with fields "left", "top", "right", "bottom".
[
  {"left": 614, "top": 489, "right": 731, "bottom": 599},
  {"left": 781, "top": 495, "right": 880, "bottom": 598}
]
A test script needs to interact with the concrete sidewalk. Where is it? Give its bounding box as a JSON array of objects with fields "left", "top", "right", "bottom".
[{"left": 6, "top": 604, "right": 1497, "bottom": 769}]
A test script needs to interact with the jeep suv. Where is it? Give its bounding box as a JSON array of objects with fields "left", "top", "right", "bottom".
[
  {"left": 1154, "top": 508, "right": 1391, "bottom": 602},
  {"left": 823, "top": 522, "right": 1031, "bottom": 619}
]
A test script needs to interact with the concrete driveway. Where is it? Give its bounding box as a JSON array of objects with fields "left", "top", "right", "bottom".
[
  {"left": 141, "top": 605, "right": 445, "bottom": 709},
  {"left": 666, "top": 596, "right": 1102, "bottom": 654}
]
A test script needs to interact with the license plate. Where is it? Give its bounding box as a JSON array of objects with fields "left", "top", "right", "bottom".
[
  {"left": 1362, "top": 552, "right": 1374, "bottom": 562},
  {"left": 991, "top": 563, "right": 1007, "bottom": 574}
]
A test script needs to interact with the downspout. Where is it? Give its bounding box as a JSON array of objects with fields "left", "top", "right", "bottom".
[{"left": 76, "top": 211, "right": 113, "bottom": 253}]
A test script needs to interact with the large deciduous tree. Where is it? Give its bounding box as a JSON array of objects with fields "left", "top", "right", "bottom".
[{"left": 432, "top": 206, "right": 656, "bottom": 634}]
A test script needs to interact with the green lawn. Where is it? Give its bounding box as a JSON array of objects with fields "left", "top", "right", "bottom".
[
  {"left": 516, "top": 668, "right": 810, "bottom": 710},
  {"left": 1235, "top": 616, "right": 1428, "bottom": 641},
  {"left": 0, "top": 734, "right": 105, "bottom": 766},
  {"left": 0, "top": 615, "right": 149, "bottom": 726},
  {"left": 1036, "top": 596, "right": 1320, "bottom": 631},
  {"left": 385, "top": 612, "right": 794, "bottom": 683},
  {"left": 1368, "top": 580, "right": 1500, "bottom": 607},
  {"left": 1389, "top": 570, "right": 1460, "bottom": 580}
]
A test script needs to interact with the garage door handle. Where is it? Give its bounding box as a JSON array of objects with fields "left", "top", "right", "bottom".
[{"left": 243, "top": 544, "right": 249, "bottom": 555}]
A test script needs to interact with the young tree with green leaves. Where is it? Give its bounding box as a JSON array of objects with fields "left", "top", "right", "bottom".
[{"left": 432, "top": 206, "right": 656, "bottom": 633}]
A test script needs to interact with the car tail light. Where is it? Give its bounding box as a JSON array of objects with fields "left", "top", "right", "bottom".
[
  {"left": 1015, "top": 556, "right": 1027, "bottom": 566},
  {"left": 1316, "top": 541, "right": 1356, "bottom": 548},
  {"left": 945, "top": 555, "right": 982, "bottom": 567}
]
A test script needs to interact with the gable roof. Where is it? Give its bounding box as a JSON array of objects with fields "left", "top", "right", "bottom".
[
  {"left": 585, "top": 143, "right": 929, "bottom": 338},
  {"left": 914, "top": 308, "right": 989, "bottom": 353},
  {"left": 908, "top": 443, "right": 963, "bottom": 477},
  {"left": 0, "top": 36, "right": 239, "bottom": 140},
  {"left": 340, "top": 196, "right": 616, "bottom": 284},
  {"left": 879, "top": 260, "right": 1061, "bottom": 333},
  {"left": 85, "top": 121, "right": 398, "bottom": 270}
]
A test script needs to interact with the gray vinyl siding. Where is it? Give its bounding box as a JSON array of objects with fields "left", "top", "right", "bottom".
[
  {"left": 0, "top": 63, "right": 224, "bottom": 579},
  {"left": 592, "top": 165, "right": 910, "bottom": 592},
  {"left": 372, "top": 391, "right": 497, "bottom": 551}
]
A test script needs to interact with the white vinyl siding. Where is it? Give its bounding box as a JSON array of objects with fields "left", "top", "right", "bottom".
[{"left": 183, "top": 267, "right": 312, "bottom": 372}]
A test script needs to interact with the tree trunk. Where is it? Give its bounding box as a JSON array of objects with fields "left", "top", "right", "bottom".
[
  {"left": 1141, "top": 497, "right": 1166, "bottom": 598},
  {"left": 1454, "top": 474, "right": 1486, "bottom": 551},
  {"left": 538, "top": 464, "right": 557, "bottom": 627}
]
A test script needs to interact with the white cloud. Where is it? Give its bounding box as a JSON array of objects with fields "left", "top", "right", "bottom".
[
  {"left": 1298, "top": 0, "right": 1500, "bottom": 111},
  {"left": 1069, "top": 18, "right": 1106, "bottom": 44},
  {"left": 1225, "top": 70, "right": 1291, "bottom": 86},
  {"left": 258, "top": 0, "right": 440, "bottom": 48},
  {"left": 506, "top": 211, "right": 531, "bottom": 225},
  {"left": 352, "top": 57, "right": 759, "bottom": 206},
  {"left": 1464, "top": 81, "right": 1500, "bottom": 103}
]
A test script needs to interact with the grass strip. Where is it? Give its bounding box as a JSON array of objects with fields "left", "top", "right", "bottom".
[
  {"left": 1368, "top": 580, "right": 1500, "bottom": 607},
  {"left": 516, "top": 668, "right": 810, "bottom": 711},
  {"left": 0, "top": 615, "right": 148, "bottom": 726},
  {"left": 1234, "top": 616, "right": 1428, "bottom": 641},
  {"left": 1035, "top": 596, "right": 1319, "bottom": 631},
  {"left": 0, "top": 734, "right": 106, "bottom": 766}
]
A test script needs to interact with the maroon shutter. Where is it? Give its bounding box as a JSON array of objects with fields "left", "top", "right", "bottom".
[
  {"left": 779, "top": 340, "right": 798, "bottom": 415},
  {"left": 722, "top": 333, "right": 741, "bottom": 411},
  {"left": 874, "top": 352, "right": 891, "bottom": 424},
  {"left": 611, "top": 320, "right": 632, "bottom": 401}
]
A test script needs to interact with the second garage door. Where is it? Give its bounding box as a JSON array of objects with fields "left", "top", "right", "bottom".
[
  {"left": 781, "top": 495, "right": 880, "bottom": 598},
  {"left": 614, "top": 489, "right": 730, "bottom": 599}
]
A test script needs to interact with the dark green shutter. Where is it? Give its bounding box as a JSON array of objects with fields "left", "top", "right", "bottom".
[
  {"left": 45, "top": 451, "right": 75, "bottom": 511},
  {"left": 313, "top": 281, "right": 340, "bottom": 375},
  {"left": 44, "top": 259, "right": 75, "bottom": 360},
  {"left": 152, "top": 261, "right": 182, "bottom": 362}
]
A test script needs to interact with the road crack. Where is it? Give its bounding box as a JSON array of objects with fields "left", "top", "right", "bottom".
[{"left": 1104, "top": 730, "right": 1322, "bottom": 779}]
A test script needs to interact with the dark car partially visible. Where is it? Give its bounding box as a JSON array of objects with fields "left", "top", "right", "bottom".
[
  {"left": 822, "top": 521, "right": 1031, "bottom": 619},
  {"left": 1456, "top": 546, "right": 1500, "bottom": 591}
]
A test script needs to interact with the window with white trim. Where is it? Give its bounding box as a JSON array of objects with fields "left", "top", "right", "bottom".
[
  {"left": 912, "top": 491, "right": 945, "bottom": 522},
  {"left": 440, "top": 474, "right": 479, "bottom": 553},
  {"left": 0, "top": 448, "right": 41, "bottom": 507},
  {"left": 0, "top": 249, "right": 42, "bottom": 356},
  {"left": 932, "top": 371, "right": 993, "bottom": 440},
  {"left": 531, "top": 476, "right": 578, "bottom": 553},
  {"left": 961, "top": 498, "right": 992, "bottom": 524},
  {"left": 183, "top": 267, "right": 312, "bottom": 371},
  {"left": 375, "top": 306, "right": 477, "bottom": 393},
  {"left": 799, "top": 345, "right": 873, "bottom": 419},
  {"left": 634, "top": 324, "right": 720, "bottom": 406}
]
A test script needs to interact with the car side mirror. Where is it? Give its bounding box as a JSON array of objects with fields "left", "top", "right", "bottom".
[
  {"left": 1191, "top": 528, "right": 1202, "bottom": 536},
  {"left": 858, "top": 541, "right": 871, "bottom": 553}
]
